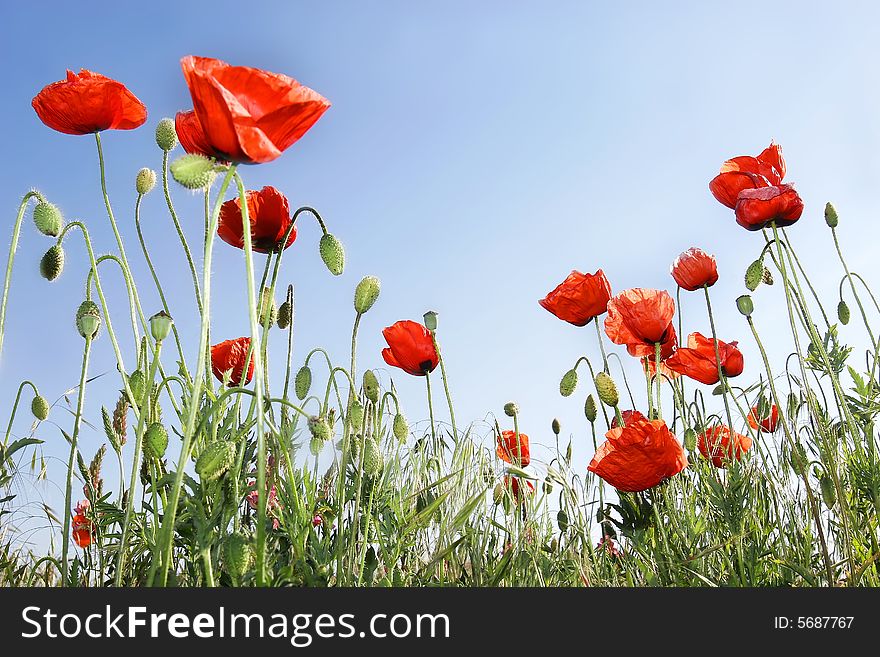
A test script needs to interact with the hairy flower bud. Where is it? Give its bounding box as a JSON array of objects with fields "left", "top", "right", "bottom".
[
  {"left": 277, "top": 300, "right": 292, "bottom": 330},
  {"left": 155, "top": 118, "right": 178, "bottom": 152},
  {"left": 736, "top": 294, "right": 754, "bottom": 317},
  {"left": 363, "top": 370, "right": 380, "bottom": 404},
  {"left": 144, "top": 422, "right": 169, "bottom": 459},
  {"left": 223, "top": 532, "right": 253, "bottom": 579},
  {"left": 31, "top": 394, "right": 49, "bottom": 421},
  {"left": 308, "top": 415, "right": 333, "bottom": 443},
  {"left": 492, "top": 483, "right": 505, "bottom": 505},
  {"left": 393, "top": 413, "right": 408, "bottom": 442},
  {"left": 319, "top": 233, "right": 345, "bottom": 276},
  {"left": 348, "top": 399, "right": 365, "bottom": 430},
  {"left": 744, "top": 259, "right": 764, "bottom": 291},
  {"left": 684, "top": 427, "right": 697, "bottom": 451},
  {"left": 354, "top": 275, "right": 381, "bottom": 314},
  {"left": 136, "top": 167, "right": 157, "bottom": 195},
  {"left": 33, "top": 201, "right": 63, "bottom": 237},
  {"left": 559, "top": 368, "right": 578, "bottom": 397},
  {"left": 503, "top": 402, "right": 519, "bottom": 417},
  {"left": 40, "top": 244, "right": 64, "bottom": 281},
  {"left": 789, "top": 442, "right": 808, "bottom": 477},
  {"left": 259, "top": 288, "right": 276, "bottom": 327},
  {"left": 294, "top": 366, "right": 312, "bottom": 400},
  {"left": 556, "top": 509, "right": 569, "bottom": 533},
  {"left": 75, "top": 300, "right": 101, "bottom": 339},
  {"left": 552, "top": 418, "right": 561, "bottom": 436},
  {"left": 362, "top": 436, "right": 383, "bottom": 477},
  {"left": 127, "top": 370, "right": 146, "bottom": 406},
  {"left": 149, "top": 310, "right": 174, "bottom": 343},
  {"left": 824, "top": 202, "right": 839, "bottom": 228},
  {"left": 837, "top": 300, "right": 850, "bottom": 325},
  {"left": 195, "top": 441, "right": 236, "bottom": 481},
  {"left": 584, "top": 394, "right": 597, "bottom": 423},
  {"left": 819, "top": 474, "right": 836, "bottom": 509},
  {"left": 594, "top": 372, "right": 619, "bottom": 407},
  {"left": 170, "top": 154, "right": 215, "bottom": 190}
]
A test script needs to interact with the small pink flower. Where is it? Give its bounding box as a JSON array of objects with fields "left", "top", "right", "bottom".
[
  {"left": 597, "top": 535, "right": 620, "bottom": 557},
  {"left": 312, "top": 515, "right": 323, "bottom": 527},
  {"left": 247, "top": 481, "right": 282, "bottom": 530},
  {"left": 74, "top": 499, "right": 90, "bottom": 515}
]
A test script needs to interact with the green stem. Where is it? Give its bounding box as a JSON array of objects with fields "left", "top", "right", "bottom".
[
  {"left": 430, "top": 331, "right": 458, "bottom": 442},
  {"left": 161, "top": 151, "right": 202, "bottom": 314},
  {"left": 703, "top": 285, "right": 735, "bottom": 431},
  {"left": 3, "top": 380, "right": 40, "bottom": 447},
  {"left": 94, "top": 133, "right": 133, "bottom": 279}
]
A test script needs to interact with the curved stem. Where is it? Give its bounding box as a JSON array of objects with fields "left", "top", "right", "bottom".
[
  {"left": 3, "top": 380, "right": 40, "bottom": 447},
  {"left": 94, "top": 133, "right": 132, "bottom": 270},
  {"left": 161, "top": 151, "right": 202, "bottom": 314}
]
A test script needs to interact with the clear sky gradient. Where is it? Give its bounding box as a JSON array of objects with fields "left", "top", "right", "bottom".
[{"left": 2, "top": 1, "right": 879, "bottom": 548}]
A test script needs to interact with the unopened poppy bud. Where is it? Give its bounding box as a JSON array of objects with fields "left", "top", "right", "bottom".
[
  {"left": 294, "top": 366, "right": 312, "bottom": 400},
  {"left": 354, "top": 275, "right": 380, "bottom": 314},
  {"left": 31, "top": 394, "right": 50, "bottom": 421},
  {"left": 542, "top": 480, "right": 553, "bottom": 494},
  {"left": 195, "top": 440, "right": 236, "bottom": 481},
  {"left": 594, "top": 372, "right": 619, "bottom": 407},
  {"left": 308, "top": 415, "right": 333, "bottom": 443},
  {"left": 789, "top": 442, "right": 808, "bottom": 477},
  {"left": 824, "top": 202, "right": 839, "bottom": 228},
  {"left": 552, "top": 418, "right": 561, "bottom": 436},
  {"left": 75, "top": 300, "right": 101, "bottom": 339},
  {"left": 40, "top": 244, "right": 64, "bottom": 281},
  {"left": 149, "top": 310, "right": 173, "bottom": 343},
  {"left": 837, "top": 300, "right": 850, "bottom": 325},
  {"left": 584, "top": 395, "right": 597, "bottom": 423},
  {"left": 492, "top": 483, "right": 504, "bottom": 505},
  {"left": 170, "top": 154, "right": 215, "bottom": 190},
  {"left": 223, "top": 532, "right": 253, "bottom": 579},
  {"left": 503, "top": 402, "right": 519, "bottom": 417},
  {"left": 144, "top": 422, "right": 168, "bottom": 459},
  {"left": 277, "top": 301, "right": 292, "bottom": 330},
  {"left": 126, "top": 370, "right": 146, "bottom": 406},
  {"left": 787, "top": 392, "right": 800, "bottom": 420},
  {"left": 423, "top": 310, "right": 438, "bottom": 331},
  {"left": 684, "top": 427, "right": 697, "bottom": 451},
  {"left": 819, "top": 474, "right": 836, "bottom": 508},
  {"left": 744, "top": 259, "right": 764, "bottom": 291},
  {"left": 559, "top": 368, "right": 578, "bottom": 397},
  {"left": 33, "top": 201, "right": 63, "bottom": 237},
  {"left": 319, "top": 233, "right": 345, "bottom": 276},
  {"left": 259, "top": 288, "right": 276, "bottom": 327},
  {"left": 736, "top": 294, "right": 754, "bottom": 317},
  {"left": 393, "top": 413, "right": 408, "bottom": 442},
  {"left": 348, "top": 399, "right": 365, "bottom": 430},
  {"left": 557, "top": 509, "right": 569, "bottom": 532},
  {"left": 363, "top": 370, "right": 380, "bottom": 404},
  {"left": 135, "top": 167, "right": 157, "bottom": 195},
  {"left": 362, "top": 436, "right": 383, "bottom": 477},
  {"left": 155, "top": 118, "right": 178, "bottom": 152}
]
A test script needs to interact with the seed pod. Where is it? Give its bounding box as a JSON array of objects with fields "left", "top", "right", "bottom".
[
  {"left": 155, "top": 118, "right": 178, "bottom": 152},
  {"left": 503, "top": 402, "right": 519, "bottom": 417},
  {"left": 354, "top": 275, "right": 381, "bottom": 314},
  {"left": 736, "top": 294, "right": 754, "bottom": 317},
  {"left": 551, "top": 418, "right": 561, "bottom": 436},
  {"left": 136, "top": 168, "right": 157, "bottom": 195},
  {"left": 308, "top": 415, "right": 333, "bottom": 443},
  {"left": 362, "top": 436, "right": 383, "bottom": 477},
  {"left": 348, "top": 399, "right": 365, "bottom": 430},
  {"left": 392, "top": 413, "right": 408, "bottom": 442},
  {"left": 144, "top": 422, "right": 169, "bottom": 459},
  {"left": 75, "top": 300, "right": 101, "bottom": 339},
  {"left": 594, "top": 372, "right": 619, "bottom": 407},
  {"left": 149, "top": 310, "right": 174, "bottom": 343},
  {"left": 684, "top": 427, "right": 697, "bottom": 451},
  {"left": 31, "top": 394, "right": 50, "bottom": 421},
  {"left": 584, "top": 395, "right": 597, "bottom": 423},
  {"left": 223, "top": 533, "right": 253, "bottom": 579},
  {"left": 40, "top": 244, "right": 65, "bottom": 281},
  {"left": 837, "top": 300, "right": 850, "bottom": 325},
  {"left": 559, "top": 368, "right": 578, "bottom": 397},
  {"left": 33, "top": 201, "right": 63, "bottom": 237},
  {"left": 362, "top": 370, "right": 380, "bottom": 404},
  {"left": 744, "top": 259, "right": 764, "bottom": 291},
  {"left": 277, "top": 301, "right": 292, "bottom": 330},
  {"left": 294, "top": 366, "right": 312, "bottom": 400},
  {"left": 319, "top": 233, "right": 345, "bottom": 276},
  {"left": 195, "top": 441, "right": 236, "bottom": 481},
  {"left": 824, "top": 202, "right": 839, "bottom": 228},
  {"left": 170, "top": 154, "right": 215, "bottom": 190},
  {"left": 557, "top": 509, "right": 569, "bottom": 533},
  {"left": 423, "top": 310, "right": 438, "bottom": 331},
  {"left": 819, "top": 474, "right": 836, "bottom": 509}
]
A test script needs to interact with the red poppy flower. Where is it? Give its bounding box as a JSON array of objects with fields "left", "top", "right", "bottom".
[
  {"left": 180, "top": 56, "right": 330, "bottom": 164},
  {"left": 734, "top": 184, "right": 804, "bottom": 231},
  {"left": 211, "top": 337, "right": 255, "bottom": 386},
  {"left": 709, "top": 142, "right": 785, "bottom": 208},
  {"left": 381, "top": 320, "right": 439, "bottom": 376},
  {"left": 588, "top": 417, "right": 688, "bottom": 492},
  {"left": 671, "top": 247, "right": 719, "bottom": 291},
  {"left": 698, "top": 425, "right": 752, "bottom": 468},
  {"left": 748, "top": 404, "right": 779, "bottom": 433},
  {"left": 539, "top": 269, "right": 612, "bottom": 326},
  {"left": 175, "top": 110, "right": 225, "bottom": 160},
  {"left": 610, "top": 409, "right": 647, "bottom": 429},
  {"left": 496, "top": 430, "right": 530, "bottom": 467},
  {"left": 504, "top": 476, "right": 535, "bottom": 503},
  {"left": 664, "top": 332, "right": 743, "bottom": 385},
  {"left": 72, "top": 513, "right": 95, "bottom": 548},
  {"left": 218, "top": 186, "right": 297, "bottom": 253},
  {"left": 604, "top": 288, "right": 677, "bottom": 359},
  {"left": 32, "top": 69, "right": 147, "bottom": 136}
]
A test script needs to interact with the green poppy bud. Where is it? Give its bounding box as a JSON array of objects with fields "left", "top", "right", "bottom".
[
  {"left": 31, "top": 394, "right": 50, "bottom": 421},
  {"left": 195, "top": 441, "right": 236, "bottom": 481},
  {"left": 362, "top": 436, "right": 383, "bottom": 477},
  {"left": 294, "top": 366, "right": 312, "bottom": 400},
  {"left": 149, "top": 310, "right": 174, "bottom": 343},
  {"left": 551, "top": 418, "right": 561, "bottom": 436},
  {"left": 40, "top": 244, "right": 64, "bottom": 281},
  {"left": 594, "top": 372, "right": 619, "bottom": 408},
  {"left": 308, "top": 415, "right": 333, "bottom": 443},
  {"left": 170, "top": 154, "right": 215, "bottom": 190},
  {"left": 259, "top": 288, "right": 276, "bottom": 327},
  {"left": 789, "top": 442, "right": 808, "bottom": 477},
  {"left": 144, "top": 422, "right": 169, "bottom": 459},
  {"left": 559, "top": 368, "right": 578, "bottom": 397},
  {"left": 33, "top": 201, "right": 63, "bottom": 237},
  {"left": 556, "top": 509, "right": 569, "bottom": 532},
  {"left": 319, "top": 233, "right": 345, "bottom": 276},
  {"left": 824, "top": 202, "right": 839, "bottom": 228},
  {"left": 348, "top": 399, "right": 365, "bottom": 430},
  {"left": 819, "top": 474, "right": 836, "bottom": 509},
  {"left": 584, "top": 395, "right": 597, "bottom": 423},
  {"left": 736, "top": 294, "right": 754, "bottom": 317},
  {"left": 684, "top": 427, "right": 697, "bottom": 451},
  {"left": 744, "top": 259, "right": 764, "bottom": 291},
  {"left": 393, "top": 413, "right": 408, "bottom": 442},
  {"left": 363, "top": 370, "right": 380, "bottom": 404},
  {"left": 75, "top": 300, "right": 101, "bottom": 339},
  {"left": 223, "top": 532, "right": 253, "bottom": 579},
  {"left": 127, "top": 370, "right": 146, "bottom": 406},
  {"left": 503, "top": 402, "right": 519, "bottom": 417},
  {"left": 136, "top": 167, "right": 157, "bottom": 195},
  {"left": 277, "top": 300, "right": 292, "bottom": 330},
  {"left": 492, "top": 483, "right": 505, "bottom": 505},
  {"left": 837, "top": 300, "right": 850, "bottom": 325},
  {"left": 354, "top": 275, "right": 381, "bottom": 314},
  {"left": 155, "top": 118, "right": 178, "bottom": 152}
]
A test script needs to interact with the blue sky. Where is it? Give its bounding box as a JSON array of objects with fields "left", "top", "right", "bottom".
[{"left": 2, "top": 1, "right": 880, "bottom": 547}]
